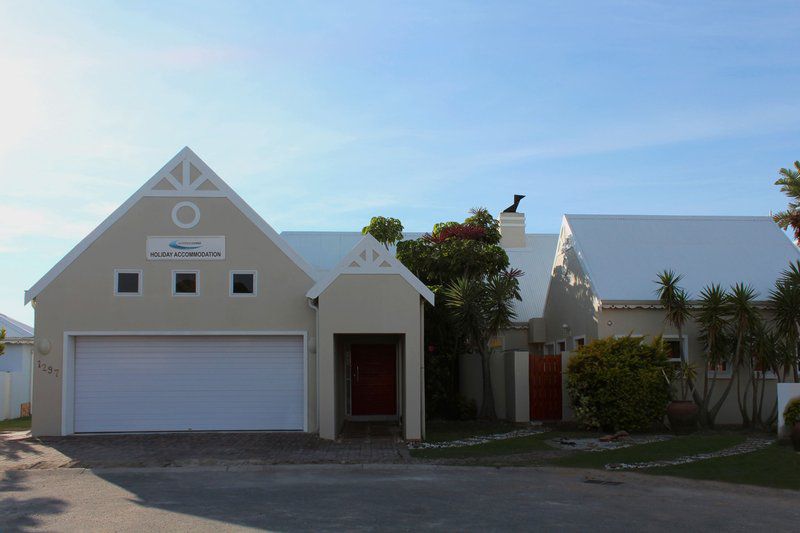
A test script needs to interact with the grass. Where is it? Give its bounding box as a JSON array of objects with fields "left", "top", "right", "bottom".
[
  {"left": 411, "top": 433, "right": 554, "bottom": 460},
  {"left": 553, "top": 434, "right": 745, "bottom": 469},
  {"left": 650, "top": 443, "right": 800, "bottom": 491},
  {"left": 423, "top": 419, "right": 522, "bottom": 443},
  {"left": 0, "top": 416, "right": 31, "bottom": 431},
  {"left": 414, "top": 421, "right": 800, "bottom": 490}
]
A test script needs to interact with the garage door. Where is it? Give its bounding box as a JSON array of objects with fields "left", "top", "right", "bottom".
[{"left": 74, "top": 335, "right": 304, "bottom": 433}]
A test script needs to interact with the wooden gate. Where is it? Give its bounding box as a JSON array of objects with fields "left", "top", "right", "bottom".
[{"left": 529, "top": 355, "right": 563, "bottom": 421}]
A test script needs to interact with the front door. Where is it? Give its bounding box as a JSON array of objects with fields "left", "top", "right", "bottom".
[{"left": 350, "top": 344, "right": 397, "bottom": 416}]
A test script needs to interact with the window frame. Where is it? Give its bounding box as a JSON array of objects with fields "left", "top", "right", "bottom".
[
  {"left": 544, "top": 342, "right": 555, "bottom": 355},
  {"left": 171, "top": 270, "right": 200, "bottom": 297},
  {"left": 706, "top": 359, "right": 732, "bottom": 379},
  {"left": 573, "top": 335, "right": 586, "bottom": 350},
  {"left": 662, "top": 334, "right": 689, "bottom": 364},
  {"left": 556, "top": 339, "right": 567, "bottom": 354},
  {"left": 113, "top": 269, "right": 143, "bottom": 297},
  {"left": 229, "top": 270, "right": 258, "bottom": 297}
]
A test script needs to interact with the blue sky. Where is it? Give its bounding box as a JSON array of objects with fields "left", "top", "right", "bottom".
[{"left": 1, "top": 1, "right": 799, "bottom": 324}]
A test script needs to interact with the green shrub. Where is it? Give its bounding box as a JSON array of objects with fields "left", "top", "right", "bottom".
[
  {"left": 566, "top": 336, "right": 671, "bottom": 432},
  {"left": 784, "top": 397, "right": 800, "bottom": 427}
]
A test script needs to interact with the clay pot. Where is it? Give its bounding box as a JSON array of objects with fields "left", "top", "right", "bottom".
[
  {"left": 791, "top": 422, "right": 800, "bottom": 452},
  {"left": 666, "top": 400, "right": 699, "bottom": 435}
]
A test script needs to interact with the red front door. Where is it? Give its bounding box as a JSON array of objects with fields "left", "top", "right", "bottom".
[{"left": 350, "top": 344, "right": 397, "bottom": 416}]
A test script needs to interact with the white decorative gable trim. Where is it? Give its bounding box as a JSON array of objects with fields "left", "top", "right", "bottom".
[
  {"left": 25, "top": 147, "right": 317, "bottom": 304},
  {"left": 306, "top": 234, "right": 434, "bottom": 305}
]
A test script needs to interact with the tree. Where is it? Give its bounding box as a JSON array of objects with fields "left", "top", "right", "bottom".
[
  {"left": 727, "top": 283, "right": 761, "bottom": 427},
  {"left": 362, "top": 216, "right": 404, "bottom": 249},
  {"left": 396, "top": 207, "right": 514, "bottom": 419},
  {"left": 655, "top": 270, "right": 697, "bottom": 402},
  {"left": 0, "top": 328, "right": 5, "bottom": 358},
  {"left": 769, "top": 263, "right": 800, "bottom": 382},
  {"left": 443, "top": 269, "right": 522, "bottom": 419},
  {"left": 773, "top": 161, "right": 800, "bottom": 244},
  {"left": 694, "top": 284, "right": 735, "bottom": 427}
]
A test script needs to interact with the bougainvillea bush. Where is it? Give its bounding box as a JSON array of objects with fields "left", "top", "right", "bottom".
[{"left": 566, "top": 336, "right": 671, "bottom": 432}]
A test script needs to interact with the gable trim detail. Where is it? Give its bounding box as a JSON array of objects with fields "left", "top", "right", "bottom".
[
  {"left": 306, "top": 234, "right": 435, "bottom": 305},
  {"left": 25, "top": 147, "right": 317, "bottom": 304}
]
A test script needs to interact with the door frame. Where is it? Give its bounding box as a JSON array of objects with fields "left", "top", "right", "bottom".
[
  {"left": 344, "top": 340, "right": 400, "bottom": 421},
  {"left": 61, "top": 330, "right": 308, "bottom": 436}
]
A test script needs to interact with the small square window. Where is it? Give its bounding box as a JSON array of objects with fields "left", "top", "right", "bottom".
[
  {"left": 115, "top": 270, "right": 141, "bottom": 295},
  {"left": 557, "top": 340, "right": 567, "bottom": 354},
  {"left": 173, "top": 271, "right": 198, "bottom": 295},
  {"left": 230, "top": 271, "right": 257, "bottom": 296}
]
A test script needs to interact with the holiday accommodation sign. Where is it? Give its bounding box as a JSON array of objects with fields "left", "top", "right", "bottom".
[{"left": 146, "top": 236, "right": 226, "bottom": 260}]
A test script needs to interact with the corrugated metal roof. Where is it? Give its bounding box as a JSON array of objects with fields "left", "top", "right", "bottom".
[
  {"left": 281, "top": 231, "right": 558, "bottom": 319},
  {"left": 0, "top": 313, "right": 33, "bottom": 339},
  {"left": 565, "top": 215, "right": 800, "bottom": 303},
  {"left": 280, "top": 232, "right": 424, "bottom": 275},
  {"left": 506, "top": 234, "right": 560, "bottom": 320}
]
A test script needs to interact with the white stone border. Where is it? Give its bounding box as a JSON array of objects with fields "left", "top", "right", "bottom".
[
  {"left": 409, "top": 427, "right": 548, "bottom": 450},
  {"left": 604, "top": 437, "right": 774, "bottom": 470}
]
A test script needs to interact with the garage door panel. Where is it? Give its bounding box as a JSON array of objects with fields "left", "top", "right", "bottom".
[{"left": 74, "top": 335, "right": 304, "bottom": 433}]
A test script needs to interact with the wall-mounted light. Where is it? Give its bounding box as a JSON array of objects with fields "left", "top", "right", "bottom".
[
  {"left": 36, "top": 338, "right": 51, "bottom": 355},
  {"left": 607, "top": 320, "right": 613, "bottom": 326}
]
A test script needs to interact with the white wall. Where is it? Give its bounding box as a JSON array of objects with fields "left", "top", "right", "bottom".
[{"left": 0, "top": 343, "right": 33, "bottom": 420}]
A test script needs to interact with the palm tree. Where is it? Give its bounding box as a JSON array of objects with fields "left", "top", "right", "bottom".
[
  {"left": 773, "top": 161, "right": 800, "bottom": 243},
  {"left": 769, "top": 266, "right": 800, "bottom": 382},
  {"left": 655, "top": 270, "right": 696, "bottom": 401},
  {"left": 695, "top": 284, "right": 734, "bottom": 427},
  {"left": 727, "top": 283, "right": 761, "bottom": 427},
  {"left": 444, "top": 269, "right": 522, "bottom": 419}
]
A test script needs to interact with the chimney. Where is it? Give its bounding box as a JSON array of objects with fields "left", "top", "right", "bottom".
[{"left": 499, "top": 194, "right": 526, "bottom": 248}]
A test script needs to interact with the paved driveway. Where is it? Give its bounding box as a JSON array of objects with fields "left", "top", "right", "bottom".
[
  {"left": 0, "top": 431, "right": 408, "bottom": 470},
  {"left": 2, "top": 465, "right": 799, "bottom": 532}
]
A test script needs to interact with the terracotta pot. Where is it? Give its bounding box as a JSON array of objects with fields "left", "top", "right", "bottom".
[
  {"left": 666, "top": 400, "right": 699, "bottom": 435},
  {"left": 791, "top": 422, "right": 800, "bottom": 452}
]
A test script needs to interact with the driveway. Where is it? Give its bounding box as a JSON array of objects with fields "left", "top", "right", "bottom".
[
  {"left": 0, "top": 430, "right": 408, "bottom": 470},
  {"left": 2, "top": 465, "right": 799, "bottom": 532}
]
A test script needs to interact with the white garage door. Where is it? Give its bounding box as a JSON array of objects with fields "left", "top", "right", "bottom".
[{"left": 74, "top": 335, "right": 304, "bottom": 433}]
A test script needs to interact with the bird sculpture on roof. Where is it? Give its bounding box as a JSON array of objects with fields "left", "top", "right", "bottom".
[{"left": 503, "top": 194, "right": 525, "bottom": 213}]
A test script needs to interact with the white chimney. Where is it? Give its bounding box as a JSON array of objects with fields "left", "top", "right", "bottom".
[{"left": 499, "top": 211, "right": 526, "bottom": 248}]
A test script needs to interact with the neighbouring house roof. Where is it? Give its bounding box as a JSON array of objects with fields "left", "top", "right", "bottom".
[
  {"left": 564, "top": 214, "right": 800, "bottom": 304},
  {"left": 505, "top": 234, "right": 560, "bottom": 320},
  {"left": 306, "top": 234, "right": 434, "bottom": 304},
  {"left": 0, "top": 313, "right": 34, "bottom": 342},
  {"left": 284, "top": 231, "right": 559, "bottom": 319},
  {"left": 281, "top": 231, "right": 425, "bottom": 276},
  {"left": 24, "top": 147, "right": 317, "bottom": 304}
]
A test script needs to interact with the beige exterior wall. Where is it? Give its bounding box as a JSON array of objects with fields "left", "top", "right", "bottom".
[
  {"left": 598, "top": 307, "right": 780, "bottom": 425},
  {"left": 31, "top": 196, "right": 317, "bottom": 436},
  {"left": 316, "top": 274, "right": 424, "bottom": 440},
  {"left": 543, "top": 225, "right": 600, "bottom": 351}
]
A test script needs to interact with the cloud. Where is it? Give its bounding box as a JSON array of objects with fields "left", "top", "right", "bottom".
[{"left": 0, "top": 205, "right": 105, "bottom": 252}]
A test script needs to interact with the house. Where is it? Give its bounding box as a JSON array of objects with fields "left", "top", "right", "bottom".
[
  {"left": 0, "top": 313, "right": 34, "bottom": 420},
  {"left": 25, "top": 147, "right": 431, "bottom": 439},
  {"left": 541, "top": 214, "right": 800, "bottom": 423}
]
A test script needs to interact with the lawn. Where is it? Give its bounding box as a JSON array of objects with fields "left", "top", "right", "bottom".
[
  {"left": 0, "top": 416, "right": 31, "bottom": 431},
  {"left": 650, "top": 442, "right": 800, "bottom": 491},
  {"left": 414, "top": 422, "right": 800, "bottom": 490},
  {"left": 411, "top": 433, "right": 554, "bottom": 460},
  {"left": 553, "top": 434, "right": 745, "bottom": 469},
  {"left": 423, "top": 419, "right": 523, "bottom": 443}
]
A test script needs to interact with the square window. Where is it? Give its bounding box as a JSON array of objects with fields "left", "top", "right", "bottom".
[
  {"left": 115, "top": 270, "right": 141, "bottom": 295},
  {"left": 664, "top": 338, "right": 686, "bottom": 363},
  {"left": 557, "top": 340, "right": 567, "bottom": 354},
  {"left": 231, "top": 271, "right": 256, "bottom": 296},
  {"left": 173, "top": 271, "right": 198, "bottom": 295}
]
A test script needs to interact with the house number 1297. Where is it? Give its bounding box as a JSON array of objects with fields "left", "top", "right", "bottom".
[{"left": 37, "top": 360, "right": 60, "bottom": 378}]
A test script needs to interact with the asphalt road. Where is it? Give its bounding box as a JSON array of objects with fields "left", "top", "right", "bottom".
[{"left": 2, "top": 465, "right": 798, "bottom": 532}]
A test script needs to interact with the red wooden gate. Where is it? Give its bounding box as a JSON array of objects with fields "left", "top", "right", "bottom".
[{"left": 529, "top": 355, "right": 562, "bottom": 421}]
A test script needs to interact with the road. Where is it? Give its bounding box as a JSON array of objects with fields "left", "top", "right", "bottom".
[{"left": 2, "top": 465, "right": 798, "bottom": 531}]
